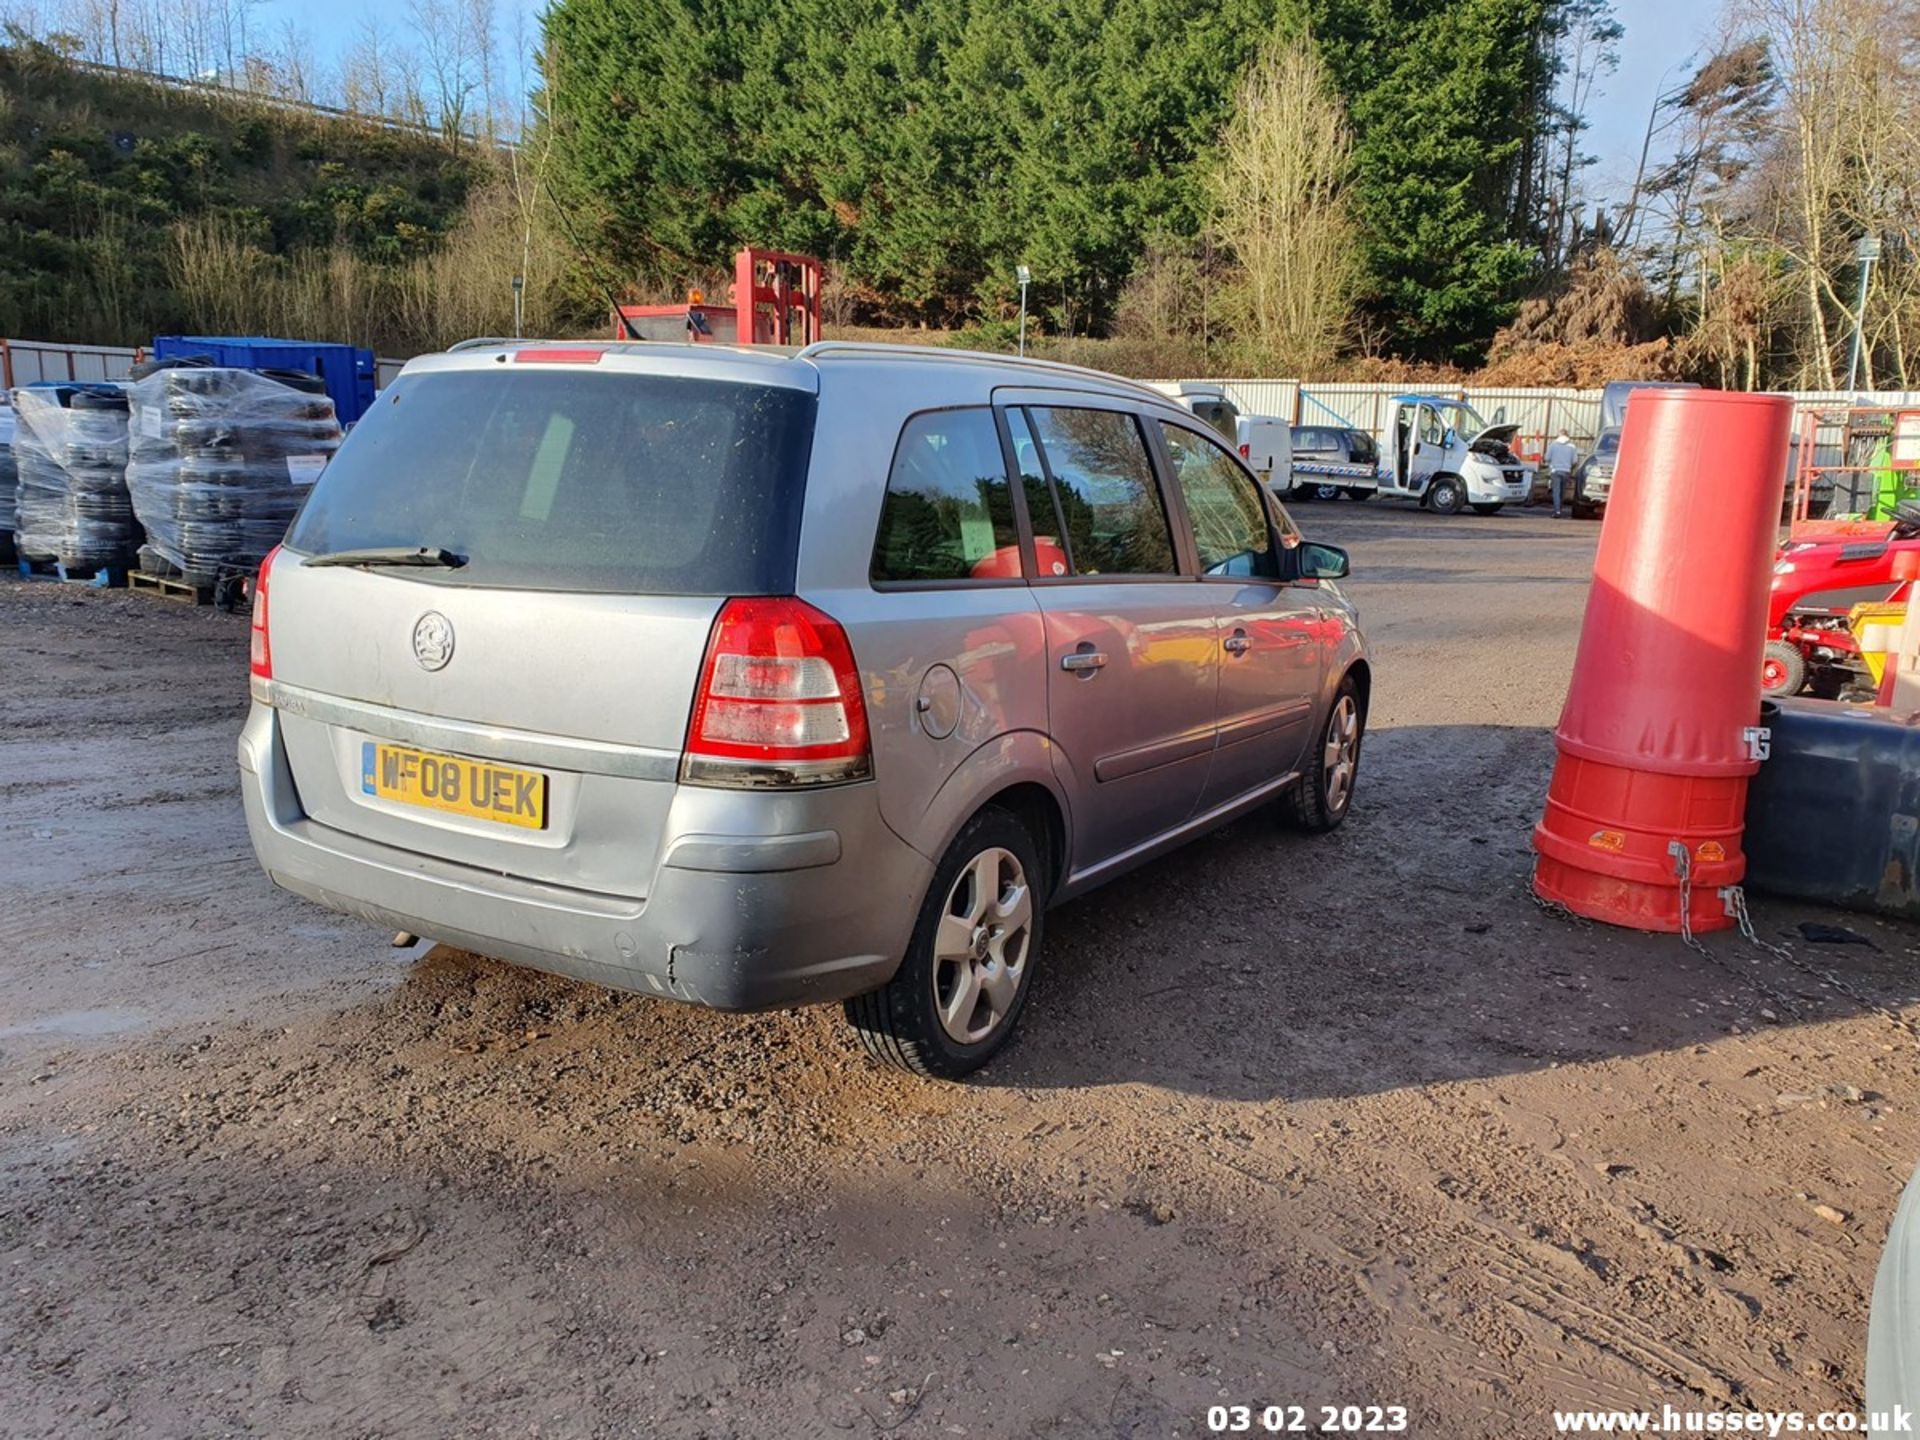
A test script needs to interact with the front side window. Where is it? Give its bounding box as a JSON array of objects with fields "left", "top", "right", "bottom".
[
  {"left": 1161, "top": 423, "right": 1277, "bottom": 579},
  {"left": 871, "top": 408, "right": 1019, "bottom": 583},
  {"left": 1420, "top": 408, "right": 1446, "bottom": 446},
  {"left": 1025, "top": 406, "right": 1176, "bottom": 577}
]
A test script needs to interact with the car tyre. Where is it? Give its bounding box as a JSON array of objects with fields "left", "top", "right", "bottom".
[
  {"left": 1313, "top": 483, "right": 1342, "bottom": 502},
  {"left": 1762, "top": 640, "right": 1807, "bottom": 697},
  {"left": 1471, "top": 503, "right": 1504, "bottom": 516},
  {"left": 1284, "top": 675, "right": 1364, "bottom": 832},
  {"left": 845, "top": 807, "right": 1044, "bottom": 1080},
  {"left": 1427, "top": 477, "right": 1466, "bottom": 515}
]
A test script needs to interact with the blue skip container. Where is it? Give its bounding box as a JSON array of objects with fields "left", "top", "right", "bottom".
[{"left": 150, "top": 336, "right": 377, "bottom": 426}]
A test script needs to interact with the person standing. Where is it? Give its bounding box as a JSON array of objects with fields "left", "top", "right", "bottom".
[{"left": 1545, "top": 430, "right": 1579, "bottom": 519}]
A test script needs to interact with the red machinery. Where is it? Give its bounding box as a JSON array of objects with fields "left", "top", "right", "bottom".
[
  {"left": 612, "top": 248, "right": 823, "bottom": 346},
  {"left": 1762, "top": 404, "right": 1920, "bottom": 697}
]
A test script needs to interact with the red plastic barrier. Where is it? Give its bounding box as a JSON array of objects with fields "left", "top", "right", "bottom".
[{"left": 1533, "top": 389, "right": 1794, "bottom": 932}]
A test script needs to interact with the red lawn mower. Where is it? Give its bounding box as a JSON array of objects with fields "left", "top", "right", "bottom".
[
  {"left": 1761, "top": 405, "right": 1920, "bottom": 699},
  {"left": 1762, "top": 507, "right": 1920, "bottom": 698}
]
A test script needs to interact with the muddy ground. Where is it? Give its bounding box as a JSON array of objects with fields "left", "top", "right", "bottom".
[{"left": 3, "top": 502, "right": 1917, "bottom": 1440}]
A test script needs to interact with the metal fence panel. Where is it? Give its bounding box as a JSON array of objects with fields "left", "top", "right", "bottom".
[
  {"left": 1, "top": 339, "right": 141, "bottom": 387},
  {"left": 1155, "top": 376, "right": 1920, "bottom": 471},
  {"left": 2, "top": 338, "right": 413, "bottom": 395}
]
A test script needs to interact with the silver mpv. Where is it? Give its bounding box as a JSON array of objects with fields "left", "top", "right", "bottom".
[{"left": 240, "top": 342, "right": 1371, "bottom": 1078}]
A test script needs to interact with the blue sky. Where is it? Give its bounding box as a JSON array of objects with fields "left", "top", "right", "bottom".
[
  {"left": 1583, "top": 0, "right": 1726, "bottom": 201},
  {"left": 289, "top": 0, "right": 1724, "bottom": 187}
]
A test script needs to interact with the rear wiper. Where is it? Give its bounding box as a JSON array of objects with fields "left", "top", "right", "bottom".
[{"left": 301, "top": 546, "right": 467, "bottom": 570}]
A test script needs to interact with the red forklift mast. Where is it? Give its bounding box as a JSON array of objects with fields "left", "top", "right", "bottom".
[{"left": 611, "top": 248, "right": 824, "bottom": 346}]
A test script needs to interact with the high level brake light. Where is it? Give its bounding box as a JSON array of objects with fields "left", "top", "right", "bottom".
[
  {"left": 249, "top": 544, "right": 282, "bottom": 704},
  {"left": 683, "top": 597, "right": 872, "bottom": 788}
]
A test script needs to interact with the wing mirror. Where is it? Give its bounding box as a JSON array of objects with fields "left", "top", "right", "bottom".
[{"left": 1298, "top": 542, "right": 1350, "bottom": 581}]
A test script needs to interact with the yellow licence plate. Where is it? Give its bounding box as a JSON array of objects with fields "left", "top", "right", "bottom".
[{"left": 361, "top": 742, "right": 548, "bottom": 830}]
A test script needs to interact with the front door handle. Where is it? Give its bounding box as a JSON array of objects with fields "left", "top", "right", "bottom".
[
  {"left": 1060, "top": 651, "right": 1108, "bottom": 673},
  {"left": 1222, "top": 633, "right": 1251, "bottom": 655}
]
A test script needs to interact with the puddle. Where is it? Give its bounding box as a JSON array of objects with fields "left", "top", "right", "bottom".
[{"left": 0, "top": 1007, "right": 152, "bottom": 1039}]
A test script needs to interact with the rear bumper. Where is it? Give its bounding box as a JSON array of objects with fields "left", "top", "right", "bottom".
[{"left": 237, "top": 703, "right": 931, "bottom": 1010}]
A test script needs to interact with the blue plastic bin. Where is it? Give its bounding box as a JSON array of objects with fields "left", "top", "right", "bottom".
[{"left": 150, "top": 336, "right": 377, "bottom": 426}]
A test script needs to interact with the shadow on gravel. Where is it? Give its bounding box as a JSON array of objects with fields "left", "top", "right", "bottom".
[
  {"left": 309, "top": 721, "right": 1920, "bottom": 1108},
  {"left": 975, "top": 722, "right": 1920, "bottom": 1100}
]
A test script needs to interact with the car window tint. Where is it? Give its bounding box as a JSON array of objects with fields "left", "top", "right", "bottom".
[
  {"left": 1161, "top": 423, "right": 1277, "bottom": 579},
  {"left": 1026, "top": 407, "right": 1176, "bottom": 577},
  {"left": 871, "top": 408, "right": 1019, "bottom": 583}
]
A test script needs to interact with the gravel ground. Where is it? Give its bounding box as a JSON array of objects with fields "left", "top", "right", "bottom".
[{"left": 3, "top": 502, "right": 1918, "bottom": 1439}]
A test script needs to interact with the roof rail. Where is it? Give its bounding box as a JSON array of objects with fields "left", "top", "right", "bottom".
[
  {"left": 446, "top": 337, "right": 523, "bottom": 352},
  {"left": 794, "top": 341, "right": 1172, "bottom": 404}
]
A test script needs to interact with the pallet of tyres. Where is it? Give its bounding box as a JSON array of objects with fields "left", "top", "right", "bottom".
[
  {"left": 126, "top": 364, "right": 341, "bottom": 588},
  {"left": 10, "top": 384, "right": 141, "bottom": 572}
]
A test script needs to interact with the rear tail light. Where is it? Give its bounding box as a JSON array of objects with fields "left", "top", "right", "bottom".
[
  {"left": 248, "top": 544, "right": 281, "bottom": 703},
  {"left": 683, "top": 597, "right": 872, "bottom": 788},
  {"left": 1238, "top": 443, "right": 1250, "bottom": 459}
]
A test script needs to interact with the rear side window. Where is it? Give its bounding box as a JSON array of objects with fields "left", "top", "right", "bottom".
[
  {"left": 871, "top": 408, "right": 1019, "bottom": 583},
  {"left": 1025, "top": 407, "right": 1176, "bottom": 577},
  {"left": 1161, "top": 423, "right": 1277, "bottom": 579},
  {"left": 285, "top": 370, "right": 817, "bottom": 594}
]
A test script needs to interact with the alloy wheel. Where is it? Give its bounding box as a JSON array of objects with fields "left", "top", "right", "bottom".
[
  {"left": 1323, "top": 695, "right": 1360, "bottom": 814},
  {"left": 931, "top": 847, "right": 1033, "bottom": 1045}
]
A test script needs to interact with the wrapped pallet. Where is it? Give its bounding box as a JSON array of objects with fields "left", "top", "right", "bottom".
[
  {"left": 126, "top": 366, "right": 342, "bottom": 585},
  {"left": 11, "top": 385, "right": 141, "bottom": 570},
  {"left": 0, "top": 403, "right": 17, "bottom": 539}
]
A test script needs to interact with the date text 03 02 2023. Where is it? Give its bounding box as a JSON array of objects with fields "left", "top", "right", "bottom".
[{"left": 1208, "top": 1404, "right": 1411, "bottom": 1434}]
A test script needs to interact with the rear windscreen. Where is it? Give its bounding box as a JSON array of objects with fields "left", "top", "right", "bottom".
[{"left": 285, "top": 370, "right": 816, "bottom": 594}]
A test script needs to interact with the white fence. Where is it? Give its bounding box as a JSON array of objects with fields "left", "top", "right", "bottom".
[
  {"left": 1157, "top": 377, "right": 1920, "bottom": 467},
  {"left": 1, "top": 338, "right": 409, "bottom": 392},
  {"left": 1, "top": 339, "right": 142, "bottom": 386},
  {"left": 5, "top": 341, "right": 1915, "bottom": 464}
]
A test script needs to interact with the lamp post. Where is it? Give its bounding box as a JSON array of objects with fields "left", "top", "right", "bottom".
[
  {"left": 1016, "top": 265, "right": 1031, "bottom": 357},
  {"left": 511, "top": 274, "right": 525, "bottom": 340},
  {"left": 1845, "top": 236, "right": 1881, "bottom": 393}
]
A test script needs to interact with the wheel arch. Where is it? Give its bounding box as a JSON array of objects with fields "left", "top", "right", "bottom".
[
  {"left": 1343, "top": 657, "right": 1373, "bottom": 725},
  {"left": 978, "top": 782, "right": 1068, "bottom": 901},
  {"left": 911, "top": 731, "right": 1074, "bottom": 901}
]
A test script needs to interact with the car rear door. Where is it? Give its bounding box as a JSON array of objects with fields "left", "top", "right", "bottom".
[
  {"left": 262, "top": 354, "right": 817, "bottom": 902},
  {"left": 1155, "top": 419, "right": 1322, "bottom": 809},
  {"left": 1001, "top": 397, "right": 1217, "bottom": 877}
]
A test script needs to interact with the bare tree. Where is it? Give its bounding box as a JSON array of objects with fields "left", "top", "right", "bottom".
[
  {"left": 1728, "top": 0, "right": 1904, "bottom": 386},
  {"left": 1206, "top": 34, "right": 1360, "bottom": 375},
  {"left": 338, "top": 14, "right": 395, "bottom": 117},
  {"left": 406, "top": 0, "right": 481, "bottom": 142}
]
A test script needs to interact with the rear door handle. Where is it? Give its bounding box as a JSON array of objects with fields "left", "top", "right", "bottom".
[{"left": 1060, "top": 651, "right": 1107, "bottom": 673}]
